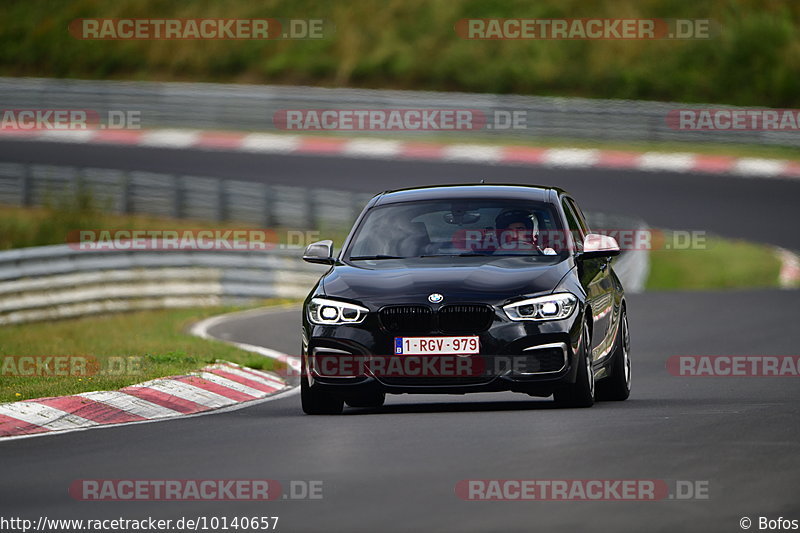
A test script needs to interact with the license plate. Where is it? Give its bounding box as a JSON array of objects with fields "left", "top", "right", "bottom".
[{"left": 394, "top": 336, "right": 480, "bottom": 355}]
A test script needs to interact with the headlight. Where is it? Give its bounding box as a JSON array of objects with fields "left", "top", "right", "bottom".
[
  {"left": 503, "top": 293, "right": 577, "bottom": 321},
  {"left": 308, "top": 297, "right": 369, "bottom": 325}
]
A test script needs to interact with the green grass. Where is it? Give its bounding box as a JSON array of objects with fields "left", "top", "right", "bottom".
[
  {"left": 646, "top": 234, "right": 783, "bottom": 290},
  {"left": 1, "top": 0, "right": 799, "bottom": 107},
  {"left": 0, "top": 303, "right": 297, "bottom": 403},
  {"left": 0, "top": 202, "right": 242, "bottom": 250},
  {"left": 0, "top": 203, "right": 352, "bottom": 251}
]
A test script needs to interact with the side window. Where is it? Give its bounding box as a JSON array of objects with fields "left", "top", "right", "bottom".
[
  {"left": 561, "top": 198, "right": 584, "bottom": 253},
  {"left": 566, "top": 198, "right": 590, "bottom": 234}
]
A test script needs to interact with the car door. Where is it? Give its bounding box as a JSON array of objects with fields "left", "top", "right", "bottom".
[{"left": 562, "top": 197, "right": 613, "bottom": 361}]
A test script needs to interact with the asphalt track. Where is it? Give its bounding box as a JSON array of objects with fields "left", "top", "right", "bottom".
[{"left": 0, "top": 139, "right": 798, "bottom": 532}]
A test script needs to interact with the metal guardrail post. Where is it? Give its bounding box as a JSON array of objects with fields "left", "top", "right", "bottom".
[
  {"left": 350, "top": 193, "right": 364, "bottom": 223},
  {"left": 305, "top": 189, "right": 318, "bottom": 229},
  {"left": 21, "top": 165, "right": 32, "bottom": 207},
  {"left": 174, "top": 176, "right": 186, "bottom": 219},
  {"left": 120, "top": 170, "right": 132, "bottom": 214},
  {"left": 263, "top": 183, "right": 277, "bottom": 228},
  {"left": 217, "top": 178, "right": 228, "bottom": 221}
]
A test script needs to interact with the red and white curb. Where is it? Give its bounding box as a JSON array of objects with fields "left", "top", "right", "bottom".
[
  {"left": 1, "top": 128, "right": 798, "bottom": 179},
  {"left": 0, "top": 306, "right": 301, "bottom": 441},
  {"left": 0, "top": 361, "right": 289, "bottom": 440}
]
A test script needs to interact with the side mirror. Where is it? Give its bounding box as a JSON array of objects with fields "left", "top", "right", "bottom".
[
  {"left": 579, "top": 233, "right": 620, "bottom": 259},
  {"left": 303, "top": 240, "right": 335, "bottom": 265}
]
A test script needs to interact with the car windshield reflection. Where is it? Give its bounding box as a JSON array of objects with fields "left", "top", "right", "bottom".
[{"left": 346, "top": 199, "right": 567, "bottom": 261}]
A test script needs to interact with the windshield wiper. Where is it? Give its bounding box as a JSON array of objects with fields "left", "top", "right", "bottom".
[{"left": 349, "top": 255, "right": 407, "bottom": 260}]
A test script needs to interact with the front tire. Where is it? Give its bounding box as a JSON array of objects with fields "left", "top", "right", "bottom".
[
  {"left": 596, "top": 308, "right": 631, "bottom": 401},
  {"left": 554, "top": 321, "right": 595, "bottom": 408}
]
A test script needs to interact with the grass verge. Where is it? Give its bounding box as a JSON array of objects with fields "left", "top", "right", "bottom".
[
  {"left": 0, "top": 204, "right": 234, "bottom": 250},
  {"left": 0, "top": 302, "right": 297, "bottom": 403},
  {"left": 646, "top": 234, "right": 783, "bottom": 290},
  {"left": 0, "top": 204, "right": 351, "bottom": 251}
]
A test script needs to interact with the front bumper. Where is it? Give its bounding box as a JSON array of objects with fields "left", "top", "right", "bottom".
[{"left": 302, "top": 306, "right": 584, "bottom": 396}]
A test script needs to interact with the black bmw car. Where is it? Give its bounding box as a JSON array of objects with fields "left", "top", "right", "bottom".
[{"left": 301, "top": 184, "right": 630, "bottom": 414}]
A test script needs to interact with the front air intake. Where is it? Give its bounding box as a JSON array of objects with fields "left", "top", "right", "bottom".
[
  {"left": 379, "top": 305, "right": 433, "bottom": 333},
  {"left": 438, "top": 304, "right": 494, "bottom": 333}
]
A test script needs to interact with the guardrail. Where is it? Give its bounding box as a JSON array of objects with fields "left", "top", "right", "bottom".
[
  {"left": 0, "top": 77, "right": 796, "bottom": 148},
  {"left": 0, "top": 163, "right": 374, "bottom": 228},
  {"left": 0, "top": 244, "right": 327, "bottom": 325}
]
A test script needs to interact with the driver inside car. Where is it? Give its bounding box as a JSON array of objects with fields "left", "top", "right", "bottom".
[{"left": 495, "top": 209, "right": 557, "bottom": 255}]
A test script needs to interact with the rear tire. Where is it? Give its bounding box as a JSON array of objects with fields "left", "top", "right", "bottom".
[
  {"left": 345, "top": 391, "right": 386, "bottom": 408},
  {"left": 301, "top": 360, "right": 344, "bottom": 415},
  {"left": 553, "top": 321, "right": 595, "bottom": 408},
  {"left": 596, "top": 308, "right": 631, "bottom": 401}
]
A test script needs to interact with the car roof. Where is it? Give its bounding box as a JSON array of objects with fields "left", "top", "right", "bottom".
[{"left": 372, "top": 184, "right": 566, "bottom": 206}]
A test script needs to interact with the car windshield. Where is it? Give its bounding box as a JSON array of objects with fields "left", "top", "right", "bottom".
[{"left": 345, "top": 199, "right": 567, "bottom": 261}]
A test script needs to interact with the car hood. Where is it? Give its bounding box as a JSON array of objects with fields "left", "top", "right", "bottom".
[{"left": 322, "top": 256, "right": 574, "bottom": 307}]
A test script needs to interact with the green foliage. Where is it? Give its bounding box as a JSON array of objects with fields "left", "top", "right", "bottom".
[
  {"left": 1, "top": 0, "right": 798, "bottom": 105},
  {"left": 646, "top": 235, "right": 782, "bottom": 290}
]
